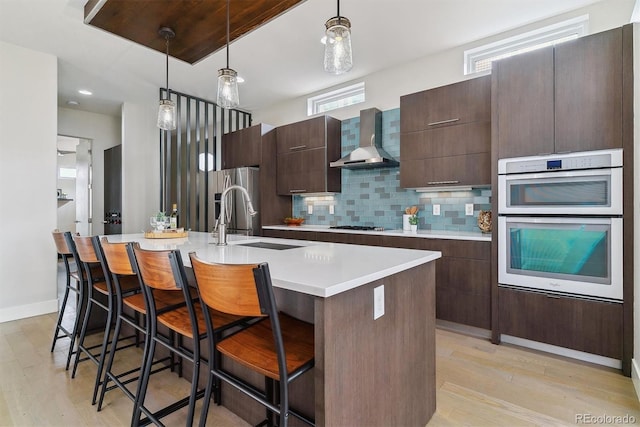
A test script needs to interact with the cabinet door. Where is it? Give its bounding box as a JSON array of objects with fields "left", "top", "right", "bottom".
[
  {"left": 276, "top": 148, "right": 328, "bottom": 195},
  {"left": 400, "top": 121, "right": 490, "bottom": 160},
  {"left": 276, "top": 116, "right": 326, "bottom": 154},
  {"left": 222, "top": 126, "right": 261, "bottom": 169},
  {"left": 400, "top": 152, "right": 490, "bottom": 188},
  {"left": 499, "top": 287, "right": 622, "bottom": 358},
  {"left": 437, "top": 258, "right": 491, "bottom": 329},
  {"left": 400, "top": 76, "right": 491, "bottom": 133},
  {"left": 495, "top": 47, "right": 555, "bottom": 159},
  {"left": 555, "top": 27, "right": 623, "bottom": 152}
]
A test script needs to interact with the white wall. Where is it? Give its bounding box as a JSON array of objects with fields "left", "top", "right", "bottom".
[
  {"left": 58, "top": 108, "right": 121, "bottom": 236},
  {"left": 253, "top": 0, "right": 635, "bottom": 125},
  {"left": 121, "top": 101, "right": 161, "bottom": 234},
  {"left": 0, "top": 41, "right": 58, "bottom": 321}
]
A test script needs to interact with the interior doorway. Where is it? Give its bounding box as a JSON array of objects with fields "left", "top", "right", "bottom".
[{"left": 57, "top": 135, "right": 92, "bottom": 235}]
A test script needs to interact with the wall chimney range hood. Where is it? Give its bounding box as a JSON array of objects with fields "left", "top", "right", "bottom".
[{"left": 330, "top": 108, "right": 399, "bottom": 169}]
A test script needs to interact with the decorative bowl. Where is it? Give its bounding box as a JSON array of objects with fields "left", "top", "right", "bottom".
[{"left": 284, "top": 217, "right": 305, "bottom": 226}]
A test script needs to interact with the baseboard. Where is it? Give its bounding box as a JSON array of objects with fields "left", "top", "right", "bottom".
[
  {"left": 0, "top": 299, "right": 58, "bottom": 323},
  {"left": 632, "top": 358, "right": 640, "bottom": 401},
  {"left": 436, "top": 319, "right": 492, "bottom": 339},
  {"left": 501, "top": 334, "right": 622, "bottom": 370}
]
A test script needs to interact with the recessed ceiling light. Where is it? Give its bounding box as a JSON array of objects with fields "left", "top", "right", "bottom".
[
  {"left": 67, "top": 100, "right": 79, "bottom": 106},
  {"left": 78, "top": 89, "right": 92, "bottom": 95}
]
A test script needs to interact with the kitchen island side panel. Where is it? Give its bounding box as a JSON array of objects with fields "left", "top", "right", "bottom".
[{"left": 314, "top": 262, "right": 436, "bottom": 427}]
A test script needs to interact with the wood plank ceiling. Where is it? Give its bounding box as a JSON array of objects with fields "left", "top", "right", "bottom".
[{"left": 84, "top": 0, "right": 306, "bottom": 64}]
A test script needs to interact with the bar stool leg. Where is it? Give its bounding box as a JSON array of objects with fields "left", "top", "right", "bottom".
[
  {"left": 131, "top": 322, "right": 156, "bottom": 427},
  {"left": 97, "top": 296, "right": 125, "bottom": 411},
  {"left": 71, "top": 292, "right": 94, "bottom": 378},
  {"left": 50, "top": 257, "right": 73, "bottom": 352},
  {"left": 65, "top": 279, "right": 84, "bottom": 371},
  {"left": 91, "top": 295, "right": 115, "bottom": 405}
]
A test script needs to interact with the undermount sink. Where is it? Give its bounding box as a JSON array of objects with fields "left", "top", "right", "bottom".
[{"left": 236, "top": 241, "right": 303, "bottom": 250}]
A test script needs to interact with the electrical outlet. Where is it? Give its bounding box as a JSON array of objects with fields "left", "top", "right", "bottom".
[
  {"left": 465, "top": 203, "right": 474, "bottom": 216},
  {"left": 374, "top": 285, "right": 384, "bottom": 320},
  {"left": 307, "top": 204, "right": 313, "bottom": 214},
  {"left": 432, "top": 204, "right": 440, "bottom": 216},
  {"left": 329, "top": 204, "right": 335, "bottom": 215}
]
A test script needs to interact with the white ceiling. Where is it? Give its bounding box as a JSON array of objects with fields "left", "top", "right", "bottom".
[{"left": 0, "top": 0, "right": 622, "bottom": 117}]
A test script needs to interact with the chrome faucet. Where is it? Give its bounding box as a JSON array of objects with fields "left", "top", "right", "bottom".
[{"left": 216, "top": 184, "right": 257, "bottom": 245}]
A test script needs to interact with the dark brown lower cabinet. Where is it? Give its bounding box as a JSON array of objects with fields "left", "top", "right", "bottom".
[
  {"left": 498, "top": 287, "right": 623, "bottom": 359},
  {"left": 263, "top": 229, "right": 491, "bottom": 330},
  {"left": 436, "top": 257, "right": 490, "bottom": 329}
]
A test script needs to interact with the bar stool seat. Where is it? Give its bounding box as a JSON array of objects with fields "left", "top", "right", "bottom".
[{"left": 216, "top": 313, "right": 314, "bottom": 380}]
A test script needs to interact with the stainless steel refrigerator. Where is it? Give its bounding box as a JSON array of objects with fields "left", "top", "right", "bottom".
[{"left": 212, "top": 167, "right": 260, "bottom": 236}]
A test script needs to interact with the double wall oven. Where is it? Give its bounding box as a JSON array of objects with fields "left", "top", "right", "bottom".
[{"left": 498, "top": 149, "right": 623, "bottom": 302}]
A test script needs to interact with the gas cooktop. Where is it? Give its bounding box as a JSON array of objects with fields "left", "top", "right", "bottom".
[{"left": 329, "top": 225, "right": 385, "bottom": 231}]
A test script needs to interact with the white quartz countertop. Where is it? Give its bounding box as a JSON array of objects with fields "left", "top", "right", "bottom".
[
  {"left": 105, "top": 232, "right": 441, "bottom": 298},
  {"left": 263, "top": 224, "right": 491, "bottom": 242}
]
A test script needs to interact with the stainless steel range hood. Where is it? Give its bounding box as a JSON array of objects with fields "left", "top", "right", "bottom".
[{"left": 330, "top": 108, "right": 399, "bottom": 169}]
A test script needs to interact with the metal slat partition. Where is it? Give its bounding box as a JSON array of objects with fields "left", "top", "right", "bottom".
[{"left": 159, "top": 89, "right": 252, "bottom": 232}]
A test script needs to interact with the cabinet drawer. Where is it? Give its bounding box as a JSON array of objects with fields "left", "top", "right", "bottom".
[
  {"left": 400, "top": 152, "right": 490, "bottom": 188},
  {"left": 276, "top": 116, "right": 326, "bottom": 154},
  {"left": 499, "top": 287, "right": 623, "bottom": 358},
  {"left": 400, "top": 76, "right": 490, "bottom": 133},
  {"left": 400, "top": 121, "right": 490, "bottom": 160}
]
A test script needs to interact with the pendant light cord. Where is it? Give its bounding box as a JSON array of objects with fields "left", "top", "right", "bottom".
[
  {"left": 336, "top": 0, "right": 342, "bottom": 25},
  {"left": 226, "top": 0, "right": 230, "bottom": 69},
  {"left": 165, "top": 36, "right": 170, "bottom": 96}
]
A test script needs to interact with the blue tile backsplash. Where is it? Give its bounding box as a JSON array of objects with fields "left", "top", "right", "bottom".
[{"left": 292, "top": 108, "right": 492, "bottom": 232}]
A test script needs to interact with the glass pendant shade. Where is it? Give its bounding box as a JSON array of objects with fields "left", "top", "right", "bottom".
[
  {"left": 324, "top": 16, "right": 352, "bottom": 75},
  {"left": 217, "top": 68, "right": 240, "bottom": 109},
  {"left": 157, "top": 99, "right": 176, "bottom": 130}
]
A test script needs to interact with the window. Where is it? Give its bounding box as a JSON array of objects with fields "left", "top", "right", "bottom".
[
  {"left": 307, "top": 82, "right": 365, "bottom": 116},
  {"left": 59, "top": 167, "right": 77, "bottom": 179},
  {"left": 464, "top": 15, "right": 589, "bottom": 75}
]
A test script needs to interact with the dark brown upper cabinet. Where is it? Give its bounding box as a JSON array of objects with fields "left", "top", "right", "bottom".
[
  {"left": 494, "top": 26, "right": 628, "bottom": 159},
  {"left": 222, "top": 123, "right": 274, "bottom": 169},
  {"left": 220, "top": 123, "right": 292, "bottom": 228},
  {"left": 401, "top": 76, "right": 491, "bottom": 133},
  {"left": 400, "top": 75, "right": 491, "bottom": 189},
  {"left": 276, "top": 115, "right": 341, "bottom": 195},
  {"left": 494, "top": 47, "right": 555, "bottom": 159}
]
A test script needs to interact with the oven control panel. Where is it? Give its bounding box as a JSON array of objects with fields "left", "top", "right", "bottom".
[{"left": 499, "top": 148, "right": 623, "bottom": 174}]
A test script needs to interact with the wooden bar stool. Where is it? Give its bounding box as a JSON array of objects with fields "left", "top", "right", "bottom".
[
  {"left": 94, "top": 236, "right": 189, "bottom": 411},
  {"left": 68, "top": 234, "right": 139, "bottom": 406},
  {"left": 189, "top": 254, "right": 315, "bottom": 427},
  {"left": 127, "top": 243, "right": 245, "bottom": 427},
  {"left": 50, "top": 230, "right": 82, "bottom": 369}
]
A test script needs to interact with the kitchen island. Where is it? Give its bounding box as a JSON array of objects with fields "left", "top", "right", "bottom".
[{"left": 107, "top": 232, "right": 441, "bottom": 426}]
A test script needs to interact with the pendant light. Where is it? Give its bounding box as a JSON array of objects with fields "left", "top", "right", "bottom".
[
  {"left": 217, "top": 0, "right": 240, "bottom": 109},
  {"left": 157, "top": 27, "right": 177, "bottom": 130},
  {"left": 323, "top": 0, "right": 352, "bottom": 75}
]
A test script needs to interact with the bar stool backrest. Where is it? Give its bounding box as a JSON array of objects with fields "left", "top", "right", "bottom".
[
  {"left": 189, "top": 256, "right": 265, "bottom": 318},
  {"left": 52, "top": 229, "right": 74, "bottom": 255},
  {"left": 73, "top": 235, "right": 100, "bottom": 264},
  {"left": 127, "top": 242, "right": 179, "bottom": 291},
  {"left": 98, "top": 237, "right": 135, "bottom": 276}
]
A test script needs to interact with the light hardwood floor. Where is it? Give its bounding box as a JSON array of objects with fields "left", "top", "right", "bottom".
[
  {"left": 1, "top": 262, "right": 638, "bottom": 426},
  {"left": 2, "top": 313, "right": 639, "bottom": 426}
]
